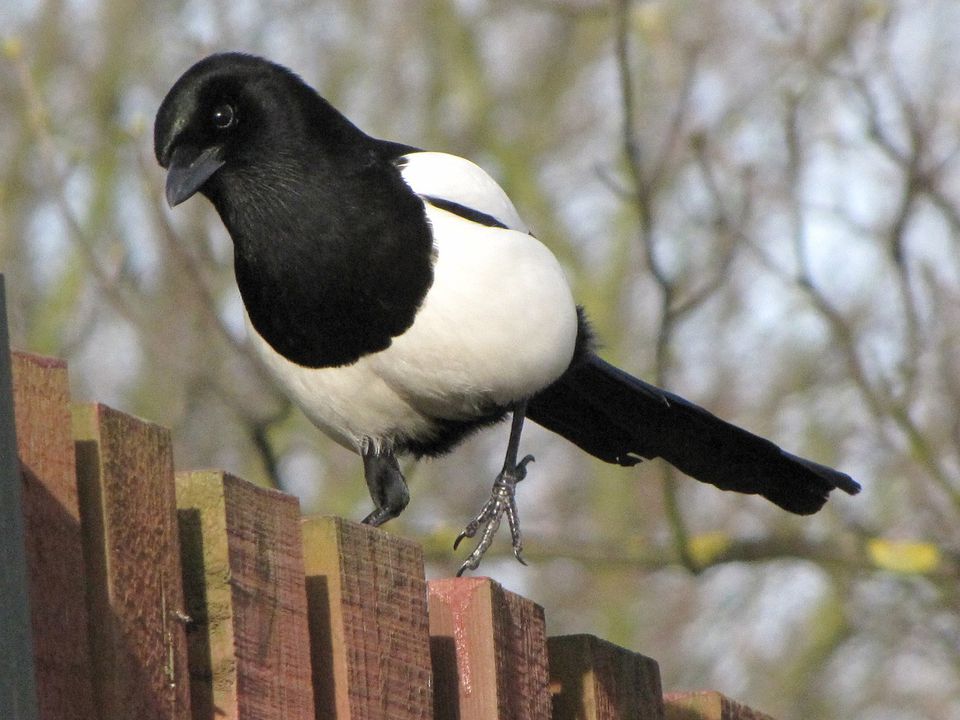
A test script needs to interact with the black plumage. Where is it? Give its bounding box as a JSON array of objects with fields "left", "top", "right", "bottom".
[{"left": 528, "top": 353, "right": 859, "bottom": 515}]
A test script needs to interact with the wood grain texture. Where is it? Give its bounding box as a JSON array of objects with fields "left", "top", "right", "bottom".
[
  {"left": 428, "top": 577, "right": 551, "bottom": 720},
  {"left": 664, "top": 691, "right": 776, "bottom": 720},
  {"left": 73, "top": 403, "right": 190, "bottom": 720},
  {"left": 0, "top": 276, "right": 40, "bottom": 720},
  {"left": 549, "top": 634, "right": 663, "bottom": 720},
  {"left": 175, "top": 470, "right": 315, "bottom": 720},
  {"left": 301, "top": 515, "right": 433, "bottom": 720},
  {"left": 12, "top": 352, "right": 96, "bottom": 720}
]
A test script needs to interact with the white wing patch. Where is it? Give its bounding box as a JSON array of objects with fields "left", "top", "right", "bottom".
[{"left": 398, "top": 152, "right": 529, "bottom": 233}]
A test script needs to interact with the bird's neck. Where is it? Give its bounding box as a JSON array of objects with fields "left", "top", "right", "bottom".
[{"left": 209, "top": 153, "right": 435, "bottom": 368}]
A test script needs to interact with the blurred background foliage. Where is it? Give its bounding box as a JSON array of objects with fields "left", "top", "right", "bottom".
[{"left": 2, "top": 0, "right": 959, "bottom": 717}]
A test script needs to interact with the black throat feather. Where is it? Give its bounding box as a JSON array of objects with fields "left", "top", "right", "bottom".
[{"left": 206, "top": 145, "right": 435, "bottom": 368}]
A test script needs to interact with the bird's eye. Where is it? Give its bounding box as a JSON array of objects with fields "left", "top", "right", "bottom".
[{"left": 211, "top": 104, "right": 236, "bottom": 130}]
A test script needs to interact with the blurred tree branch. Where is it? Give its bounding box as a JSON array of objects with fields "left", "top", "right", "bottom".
[
  {"left": 614, "top": 0, "right": 695, "bottom": 572},
  {"left": 419, "top": 526, "right": 956, "bottom": 579}
]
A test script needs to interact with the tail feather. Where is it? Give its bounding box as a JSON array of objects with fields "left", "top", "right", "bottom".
[{"left": 527, "top": 353, "right": 860, "bottom": 515}]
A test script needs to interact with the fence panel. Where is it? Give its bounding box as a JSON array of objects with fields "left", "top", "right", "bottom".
[
  {"left": 429, "top": 576, "right": 551, "bottom": 720},
  {"left": 12, "top": 352, "right": 97, "bottom": 720},
  {"left": 73, "top": 403, "right": 191, "bottom": 720},
  {"left": 549, "top": 634, "right": 663, "bottom": 720},
  {"left": 176, "top": 470, "right": 315, "bottom": 720},
  {"left": 301, "top": 515, "right": 433, "bottom": 720}
]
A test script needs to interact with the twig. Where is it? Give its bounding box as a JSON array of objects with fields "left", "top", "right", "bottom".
[{"left": 612, "top": 0, "right": 697, "bottom": 571}]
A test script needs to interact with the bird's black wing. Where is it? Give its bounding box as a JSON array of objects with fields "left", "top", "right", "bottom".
[{"left": 527, "top": 353, "right": 861, "bottom": 514}]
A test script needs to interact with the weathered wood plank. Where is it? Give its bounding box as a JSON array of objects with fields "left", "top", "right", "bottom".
[
  {"left": 73, "top": 403, "right": 190, "bottom": 720},
  {"left": 175, "top": 470, "right": 315, "bottom": 720},
  {"left": 12, "top": 352, "right": 96, "bottom": 720},
  {"left": 301, "top": 516, "right": 433, "bottom": 720},
  {"left": 428, "top": 577, "right": 551, "bottom": 720},
  {"left": 0, "top": 275, "right": 40, "bottom": 720},
  {"left": 664, "top": 691, "right": 776, "bottom": 720},
  {"left": 549, "top": 634, "right": 663, "bottom": 720}
]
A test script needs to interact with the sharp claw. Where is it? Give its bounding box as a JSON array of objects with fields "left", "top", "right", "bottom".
[
  {"left": 453, "top": 532, "right": 467, "bottom": 550},
  {"left": 516, "top": 454, "right": 535, "bottom": 477},
  {"left": 513, "top": 547, "right": 527, "bottom": 566}
]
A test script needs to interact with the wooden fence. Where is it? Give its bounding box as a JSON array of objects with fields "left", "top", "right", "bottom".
[{"left": 0, "top": 275, "right": 775, "bottom": 720}]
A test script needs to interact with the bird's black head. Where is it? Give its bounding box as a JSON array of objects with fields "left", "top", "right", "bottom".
[{"left": 154, "top": 52, "right": 360, "bottom": 207}]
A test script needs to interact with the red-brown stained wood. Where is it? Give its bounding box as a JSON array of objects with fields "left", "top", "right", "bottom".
[
  {"left": 175, "top": 470, "right": 315, "bottom": 720},
  {"left": 73, "top": 403, "right": 190, "bottom": 720},
  {"left": 11, "top": 352, "right": 97, "bottom": 720},
  {"left": 428, "top": 577, "right": 551, "bottom": 720},
  {"left": 549, "top": 634, "right": 664, "bottom": 720},
  {"left": 301, "top": 516, "right": 433, "bottom": 720},
  {"left": 664, "top": 691, "right": 776, "bottom": 720}
]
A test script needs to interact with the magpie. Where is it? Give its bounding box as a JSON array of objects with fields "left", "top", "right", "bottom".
[{"left": 154, "top": 53, "right": 860, "bottom": 574}]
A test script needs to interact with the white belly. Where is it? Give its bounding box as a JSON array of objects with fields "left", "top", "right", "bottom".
[{"left": 247, "top": 205, "right": 578, "bottom": 455}]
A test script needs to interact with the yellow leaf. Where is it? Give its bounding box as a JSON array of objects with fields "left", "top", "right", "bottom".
[
  {"left": 688, "top": 531, "right": 732, "bottom": 566},
  {"left": 633, "top": 1, "right": 668, "bottom": 42},
  {"left": 3, "top": 36, "right": 22, "bottom": 60},
  {"left": 867, "top": 538, "right": 940, "bottom": 574}
]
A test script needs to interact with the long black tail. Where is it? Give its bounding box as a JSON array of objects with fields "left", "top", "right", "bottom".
[{"left": 526, "top": 353, "right": 860, "bottom": 514}]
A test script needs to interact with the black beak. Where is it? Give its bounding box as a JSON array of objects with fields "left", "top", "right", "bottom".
[{"left": 164, "top": 145, "right": 225, "bottom": 207}]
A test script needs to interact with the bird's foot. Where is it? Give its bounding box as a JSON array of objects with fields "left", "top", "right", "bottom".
[
  {"left": 454, "top": 454, "right": 535, "bottom": 576},
  {"left": 359, "top": 442, "right": 408, "bottom": 528}
]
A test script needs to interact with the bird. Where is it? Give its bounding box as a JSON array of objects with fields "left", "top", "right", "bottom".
[{"left": 154, "top": 52, "right": 860, "bottom": 574}]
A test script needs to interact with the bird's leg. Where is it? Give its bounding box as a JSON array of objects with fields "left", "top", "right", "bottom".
[
  {"left": 360, "top": 440, "right": 409, "bottom": 527},
  {"left": 454, "top": 400, "right": 535, "bottom": 575}
]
